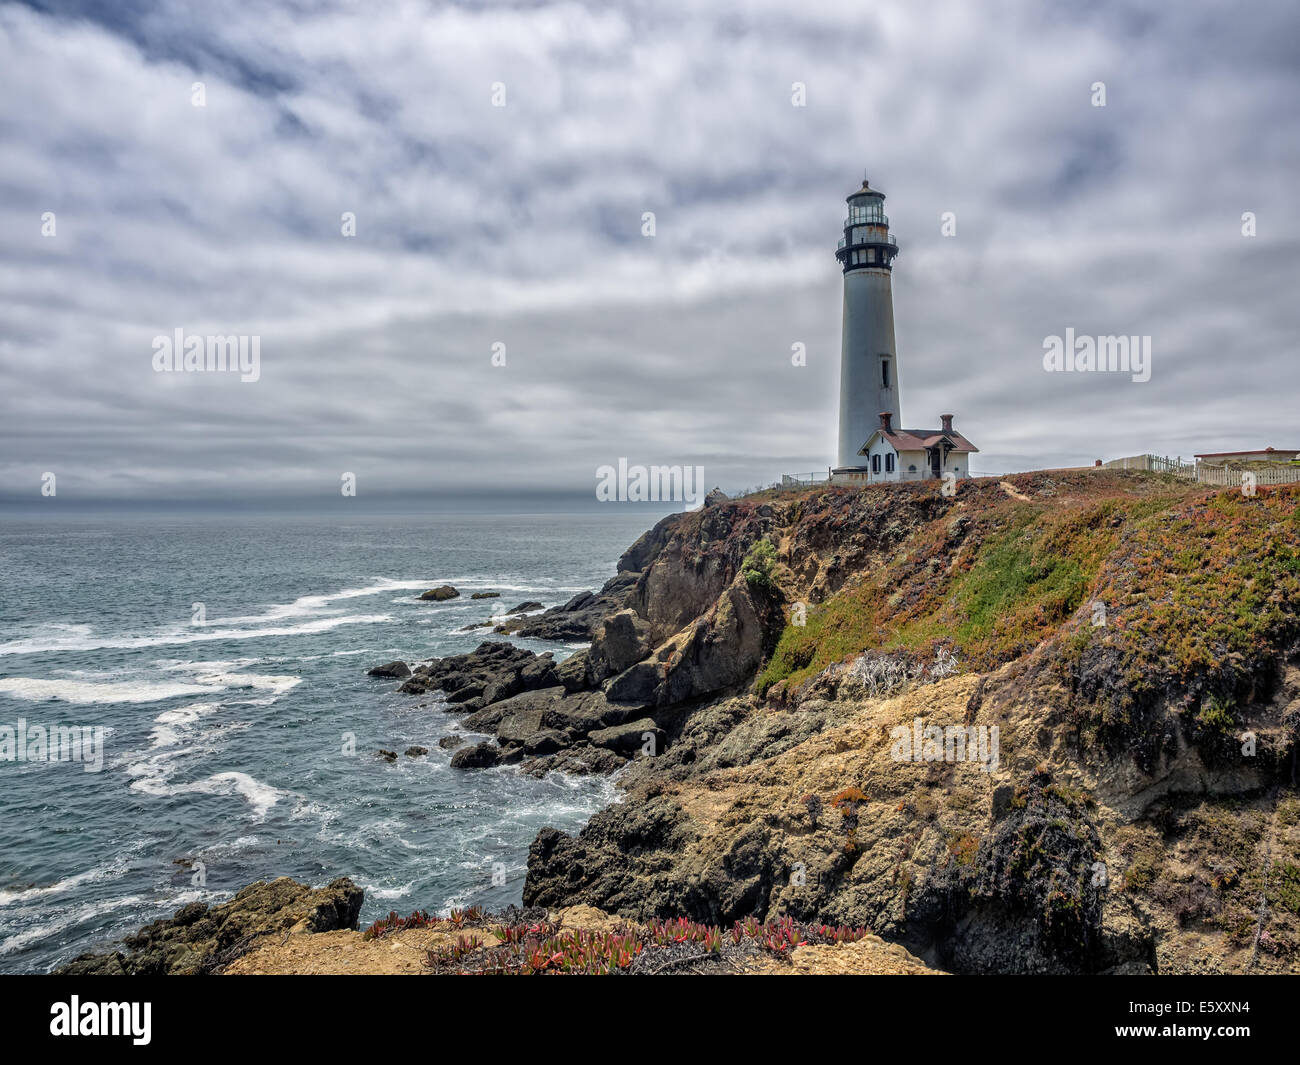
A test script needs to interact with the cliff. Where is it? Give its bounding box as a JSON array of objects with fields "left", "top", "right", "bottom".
[{"left": 516, "top": 471, "right": 1300, "bottom": 974}]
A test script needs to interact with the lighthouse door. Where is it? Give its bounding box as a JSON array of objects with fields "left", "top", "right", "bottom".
[{"left": 929, "top": 448, "right": 942, "bottom": 480}]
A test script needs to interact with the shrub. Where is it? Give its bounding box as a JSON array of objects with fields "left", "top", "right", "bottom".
[{"left": 741, "top": 539, "right": 779, "bottom": 596}]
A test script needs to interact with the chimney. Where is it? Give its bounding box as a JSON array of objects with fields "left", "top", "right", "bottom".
[
  {"left": 879, "top": 411, "right": 893, "bottom": 433},
  {"left": 940, "top": 413, "right": 954, "bottom": 433}
]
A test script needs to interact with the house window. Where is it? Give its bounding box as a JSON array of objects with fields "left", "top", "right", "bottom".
[
  {"left": 881, "top": 359, "right": 890, "bottom": 388},
  {"left": 885, "top": 453, "right": 895, "bottom": 473},
  {"left": 872, "top": 454, "right": 881, "bottom": 474}
]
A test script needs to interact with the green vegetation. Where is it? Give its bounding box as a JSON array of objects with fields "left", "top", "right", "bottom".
[
  {"left": 741, "top": 539, "right": 779, "bottom": 596},
  {"left": 757, "top": 488, "right": 1147, "bottom": 696},
  {"left": 1196, "top": 694, "right": 1237, "bottom": 735},
  {"left": 1271, "top": 862, "right": 1300, "bottom": 916},
  {"left": 752, "top": 475, "right": 1300, "bottom": 730}
]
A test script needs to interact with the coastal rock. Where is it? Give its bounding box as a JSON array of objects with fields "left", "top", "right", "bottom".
[
  {"left": 450, "top": 740, "right": 523, "bottom": 770},
  {"left": 523, "top": 729, "right": 568, "bottom": 755},
  {"left": 377, "top": 749, "right": 398, "bottom": 762},
  {"left": 505, "top": 601, "right": 543, "bottom": 614},
  {"left": 438, "top": 735, "right": 464, "bottom": 750},
  {"left": 542, "top": 690, "right": 646, "bottom": 735},
  {"left": 555, "top": 651, "right": 593, "bottom": 692},
  {"left": 588, "top": 717, "right": 662, "bottom": 753},
  {"left": 587, "top": 609, "right": 654, "bottom": 682},
  {"left": 494, "top": 572, "right": 641, "bottom": 641},
  {"left": 399, "top": 642, "right": 558, "bottom": 709},
  {"left": 367, "top": 660, "right": 411, "bottom": 679},
  {"left": 494, "top": 688, "right": 563, "bottom": 747},
  {"left": 471, "top": 592, "right": 500, "bottom": 599},
  {"left": 405, "top": 746, "right": 429, "bottom": 757},
  {"left": 521, "top": 744, "right": 630, "bottom": 778},
  {"left": 450, "top": 741, "right": 502, "bottom": 769},
  {"left": 419, "top": 585, "right": 460, "bottom": 601},
  {"left": 56, "top": 877, "right": 364, "bottom": 975}
]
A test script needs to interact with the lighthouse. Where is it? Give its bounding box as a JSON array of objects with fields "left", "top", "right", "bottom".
[
  {"left": 834, "top": 179, "right": 900, "bottom": 470},
  {"left": 831, "top": 177, "right": 978, "bottom": 483}
]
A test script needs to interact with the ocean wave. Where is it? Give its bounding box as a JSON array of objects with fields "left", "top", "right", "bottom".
[
  {"left": 0, "top": 667, "right": 301, "bottom": 707},
  {"left": 357, "top": 879, "right": 415, "bottom": 901},
  {"left": 129, "top": 769, "right": 285, "bottom": 822},
  {"left": 0, "top": 677, "right": 219, "bottom": 705},
  {"left": 0, "top": 854, "right": 133, "bottom": 908},
  {"left": 148, "top": 702, "right": 223, "bottom": 748},
  {"left": 0, "top": 613, "right": 392, "bottom": 656},
  {"left": 0, "top": 894, "right": 146, "bottom": 957}
]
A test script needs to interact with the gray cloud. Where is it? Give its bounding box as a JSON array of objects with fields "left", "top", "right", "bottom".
[{"left": 1, "top": 0, "right": 1298, "bottom": 503}]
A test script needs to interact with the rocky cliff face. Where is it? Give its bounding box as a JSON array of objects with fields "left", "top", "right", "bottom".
[{"left": 516, "top": 472, "right": 1300, "bottom": 974}]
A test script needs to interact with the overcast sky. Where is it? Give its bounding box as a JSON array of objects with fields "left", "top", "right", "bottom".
[{"left": 2, "top": 0, "right": 1298, "bottom": 505}]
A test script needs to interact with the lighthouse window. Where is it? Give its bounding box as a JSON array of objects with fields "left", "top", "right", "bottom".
[{"left": 881, "top": 359, "right": 890, "bottom": 388}]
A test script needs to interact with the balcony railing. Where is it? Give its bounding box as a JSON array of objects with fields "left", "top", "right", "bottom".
[{"left": 838, "top": 232, "right": 899, "bottom": 251}]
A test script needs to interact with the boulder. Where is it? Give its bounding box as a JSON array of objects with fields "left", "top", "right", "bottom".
[
  {"left": 419, "top": 585, "right": 459, "bottom": 601},
  {"left": 450, "top": 741, "right": 503, "bottom": 769},
  {"left": 587, "top": 608, "right": 654, "bottom": 682},
  {"left": 495, "top": 689, "right": 563, "bottom": 747},
  {"left": 404, "top": 746, "right": 429, "bottom": 757},
  {"left": 588, "top": 717, "right": 663, "bottom": 754},
  {"left": 470, "top": 592, "right": 501, "bottom": 599},
  {"left": 605, "top": 661, "right": 663, "bottom": 705},
  {"left": 506, "top": 601, "right": 543, "bottom": 614},
  {"left": 376, "top": 749, "right": 397, "bottom": 762},
  {"left": 367, "top": 661, "right": 411, "bottom": 679},
  {"left": 437, "top": 736, "right": 464, "bottom": 750},
  {"left": 523, "top": 729, "right": 569, "bottom": 755},
  {"left": 555, "top": 652, "right": 593, "bottom": 692}
]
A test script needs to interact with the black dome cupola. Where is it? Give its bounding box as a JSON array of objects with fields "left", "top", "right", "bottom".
[{"left": 835, "top": 179, "right": 899, "bottom": 273}]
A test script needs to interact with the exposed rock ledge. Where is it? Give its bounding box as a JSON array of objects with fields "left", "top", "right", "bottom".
[{"left": 55, "top": 877, "right": 363, "bottom": 975}]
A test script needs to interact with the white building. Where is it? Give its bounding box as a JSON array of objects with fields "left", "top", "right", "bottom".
[{"left": 830, "top": 178, "right": 979, "bottom": 485}]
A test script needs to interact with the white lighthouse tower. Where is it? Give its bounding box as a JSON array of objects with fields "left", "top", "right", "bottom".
[
  {"left": 834, "top": 178, "right": 900, "bottom": 470},
  {"left": 831, "top": 177, "right": 978, "bottom": 483}
]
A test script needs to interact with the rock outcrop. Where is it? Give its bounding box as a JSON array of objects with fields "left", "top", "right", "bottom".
[
  {"left": 56, "top": 877, "right": 363, "bottom": 975},
  {"left": 367, "top": 660, "right": 411, "bottom": 679}
]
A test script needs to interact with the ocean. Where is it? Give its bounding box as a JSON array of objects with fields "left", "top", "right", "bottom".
[{"left": 0, "top": 508, "right": 663, "bottom": 973}]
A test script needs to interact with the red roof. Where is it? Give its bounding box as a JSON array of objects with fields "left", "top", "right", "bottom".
[{"left": 860, "top": 428, "right": 979, "bottom": 455}]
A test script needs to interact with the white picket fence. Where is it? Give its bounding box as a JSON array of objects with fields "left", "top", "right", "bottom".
[
  {"left": 1195, "top": 463, "right": 1300, "bottom": 487},
  {"left": 1104, "top": 453, "right": 1300, "bottom": 487}
]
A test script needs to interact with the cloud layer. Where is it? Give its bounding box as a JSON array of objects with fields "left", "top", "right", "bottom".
[{"left": 2, "top": 0, "right": 1298, "bottom": 503}]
